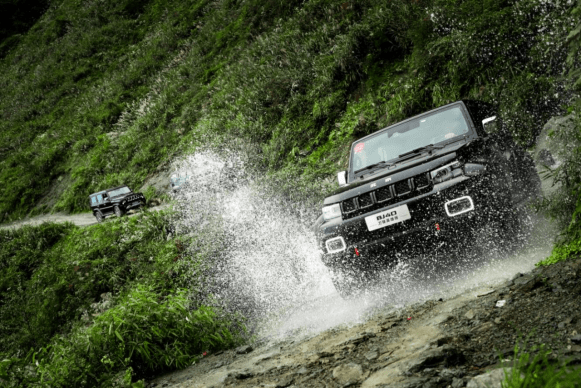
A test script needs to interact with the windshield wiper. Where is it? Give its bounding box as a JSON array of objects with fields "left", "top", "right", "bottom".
[
  {"left": 398, "top": 144, "right": 445, "bottom": 159},
  {"left": 354, "top": 161, "right": 394, "bottom": 176}
]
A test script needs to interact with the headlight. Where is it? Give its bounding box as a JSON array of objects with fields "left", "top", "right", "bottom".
[
  {"left": 431, "top": 161, "right": 463, "bottom": 184},
  {"left": 322, "top": 203, "right": 342, "bottom": 221}
]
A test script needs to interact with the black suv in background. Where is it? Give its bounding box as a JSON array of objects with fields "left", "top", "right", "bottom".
[
  {"left": 314, "top": 100, "right": 541, "bottom": 297},
  {"left": 89, "top": 185, "right": 146, "bottom": 222}
]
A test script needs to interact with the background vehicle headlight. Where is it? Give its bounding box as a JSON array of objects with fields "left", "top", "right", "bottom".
[{"left": 322, "top": 203, "right": 342, "bottom": 221}]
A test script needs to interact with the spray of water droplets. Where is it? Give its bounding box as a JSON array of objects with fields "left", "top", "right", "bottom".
[{"left": 169, "top": 150, "right": 556, "bottom": 341}]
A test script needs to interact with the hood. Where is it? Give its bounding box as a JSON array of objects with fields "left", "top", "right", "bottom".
[{"left": 323, "top": 150, "right": 461, "bottom": 206}]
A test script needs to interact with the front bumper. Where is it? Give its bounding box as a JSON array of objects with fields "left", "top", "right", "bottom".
[
  {"left": 317, "top": 175, "right": 507, "bottom": 267},
  {"left": 123, "top": 196, "right": 146, "bottom": 210}
]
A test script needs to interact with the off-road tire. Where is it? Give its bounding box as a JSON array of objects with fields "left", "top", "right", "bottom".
[
  {"left": 114, "top": 206, "right": 125, "bottom": 218},
  {"left": 330, "top": 265, "right": 375, "bottom": 299},
  {"left": 95, "top": 211, "right": 104, "bottom": 223}
]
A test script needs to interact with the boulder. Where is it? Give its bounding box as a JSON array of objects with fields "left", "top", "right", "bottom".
[
  {"left": 534, "top": 113, "right": 578, "bottom": 195},
  {"left": 332, "top": 362, "right": 364, "bottom": 386},
  {"left": 466, "top": 368, "right": 510, "bottom": 388}
]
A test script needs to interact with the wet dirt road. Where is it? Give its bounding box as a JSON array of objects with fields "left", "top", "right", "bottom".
[{"left": 0, "top": 204, "right": 170, "bottom": 230}]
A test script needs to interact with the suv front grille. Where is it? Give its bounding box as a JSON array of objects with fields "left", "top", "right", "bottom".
[
  {"left": 395, "top": 179, "right": 412, "bottom": 196},
  {"left": 358, "top": 193, "right": 374, "bottom": 208},
  {"left": 375, "top": 186, "right": 393, "bottom": 202},
  {"left": 342, "top": 198, "right": 357, "bottom": 213},
  {"left": 341, "top": 172, "right": 433, "bottom": 219}
]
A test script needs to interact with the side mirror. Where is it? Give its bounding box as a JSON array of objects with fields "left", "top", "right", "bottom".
[
  {"left": 337, "top": 171, "right": 347, "bottom": 186},
  {"left": 482, "top": 116, "right": 498, "bottom": 134}
]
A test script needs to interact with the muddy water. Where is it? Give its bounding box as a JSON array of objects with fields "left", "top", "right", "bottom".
[{"left": 171, "top": 151, "right": 555, "bottom": 344}]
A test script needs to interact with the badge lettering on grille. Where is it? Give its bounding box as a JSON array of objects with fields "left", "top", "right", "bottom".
[
  {"left": 365, "top": 204, "right": 411, "bottom": 231},
  {"left": 377, "top": 210, "right": 397, "bottom": 221}
]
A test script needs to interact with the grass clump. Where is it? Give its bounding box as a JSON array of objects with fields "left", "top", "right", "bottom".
[
  {"left": 503, "top": 343, "right": 581, "bottom": 388},
  {"left": 0, "top": 212, "right": 245, "bottom": 387},
  {"left": 29, "top": 286, "right": 237, "bottom": 387}
]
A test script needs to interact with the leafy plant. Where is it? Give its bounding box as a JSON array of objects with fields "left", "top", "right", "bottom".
[
  {"left": 31, "top": 286, "right": 241, "bottom": 387},
  {"left": 502, "top": 343, "right": 581, "bottom": 387},
  {"left": 0, "top": 211, "right": 246, "bottom": 387}
]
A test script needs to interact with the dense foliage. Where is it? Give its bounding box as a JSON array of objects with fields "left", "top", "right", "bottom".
[
  {"left": 0, "top": 0, "right": 579, "bottom": 385},
  {"left": 0, "top": 0, "right": 49, "bottom": 56},
  {"left": 0, "top": 0, "right": 577, "bottom": 221},
  {"left": 0, "top": 213, "right": 244, "bottom": 387},
  {"left": 503, "top": 341, "right": 581, "bottom": 387}
]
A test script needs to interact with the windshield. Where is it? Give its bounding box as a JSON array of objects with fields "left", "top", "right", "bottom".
[
  {"left": 351, "top": 106, "right": 469, "bottom": 174},
  {"left": 108, "top": 186, "right": 131, "bottom": 197}
]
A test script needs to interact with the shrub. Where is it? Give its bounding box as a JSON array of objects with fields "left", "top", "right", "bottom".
[
  {"left": 503, "top": 342, "right": 581, "bottom": 387},
  {"left": 30, "top": 286, "right": 240, "bottom": 387},
  {"left": 0, "top": 211, "right": 246, "bottom": 386}
]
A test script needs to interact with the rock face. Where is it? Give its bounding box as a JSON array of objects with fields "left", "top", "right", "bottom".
[
  {"left": 534, "top": 113, "right": 579, "bottom": 195},
  {"left": 332, "top": 363, "right": 363, "bottom": 386},
  {"left": 146, "top": 257, "right": 581, "bottom": 388},
  {"left": 466, "top": 368, "right": 509, "bottom": 388}
]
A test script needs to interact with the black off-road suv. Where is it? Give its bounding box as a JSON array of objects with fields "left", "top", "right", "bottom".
[
  {"left": 89, "top": 185, "right": 146, "bottom": 222},
  {"left": 314, "top": 100, "right": 541, "bottom": 296}
]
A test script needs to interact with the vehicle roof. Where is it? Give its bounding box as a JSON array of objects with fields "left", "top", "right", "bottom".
[{"left": 88, "top": 185, "right": 130, "bottom": 197}]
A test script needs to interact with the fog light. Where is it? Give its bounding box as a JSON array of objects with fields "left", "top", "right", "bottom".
[
  {"left": 325, "top": 236, "right": 347, "bottom": 254},
  {"left": 445, "top": 196, "right": 474, "bottom": 217}
]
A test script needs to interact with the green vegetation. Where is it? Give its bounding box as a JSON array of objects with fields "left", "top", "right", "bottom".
[
  {"left": 0, "top": 0, "right": 580, "bottom": 385},
  {"left": 0, "top": 0, "right": 578, "bottom": 221},
  {"left": 536, "top": 0, "right": 581, "bottom": 267},
  {"left": 0, "top": 213, "right": 244, "bottom": 387},
  {"left": 503, "top": 343, "right": 581, "bottom": 387}
]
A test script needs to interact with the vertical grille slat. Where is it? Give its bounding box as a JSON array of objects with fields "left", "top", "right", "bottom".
[
  {"left": 358, "top": 193, "right": 374, "bottom": 208},
  {"left": 375, "top": 186, "right": 393, "bottom": 203},
  {"left": 342, "top": 198, "right": 357, "bottom": 213}
]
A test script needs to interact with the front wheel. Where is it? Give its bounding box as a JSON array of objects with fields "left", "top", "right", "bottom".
[
  {"left": 95, "top": 211, "right": 104, "bottom": 223},
  {"left": 329, "top": 265, "right": 376, "bottom": 299},
  {"left": 114, "top": 206, "right": 125, "bottom": 218},
  {"left": 503, "top": 205, "right": 535, "bottom": 250}
]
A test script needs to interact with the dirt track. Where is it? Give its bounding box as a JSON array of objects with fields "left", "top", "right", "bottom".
[
  {"left": 147, "top": 257, "right": 581, "bottom": 388},
  {"left": 0, "top": 204, "right": 170, "bottom": 230}
]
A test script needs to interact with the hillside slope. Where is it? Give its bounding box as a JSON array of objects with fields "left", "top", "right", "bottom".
[{"left": 0, "top": 0, "right": 577, "bottom": 223}]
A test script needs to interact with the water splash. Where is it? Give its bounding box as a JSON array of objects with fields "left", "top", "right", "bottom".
[
  {"left": 171, "top": 150, "right": 556, "bottom": 342},
  {"left": 170, "top": 151, "right": 335, "bottom": 326}
]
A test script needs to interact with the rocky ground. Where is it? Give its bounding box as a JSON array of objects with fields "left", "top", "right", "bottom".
[{"left": 147, "top": 256, "right": 581, "bottom": 388}]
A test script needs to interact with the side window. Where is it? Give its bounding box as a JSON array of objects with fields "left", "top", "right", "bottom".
[
  {"left": 91, "top": 196, "right": 97, "bottom": 205},
  {"left": 97, "top": 194, "right": 103, "bottom": 203}
]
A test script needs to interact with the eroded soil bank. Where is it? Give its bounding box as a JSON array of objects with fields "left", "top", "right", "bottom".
[{"left": 148, "top": 257, "right": 580, "bottom": 388}]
